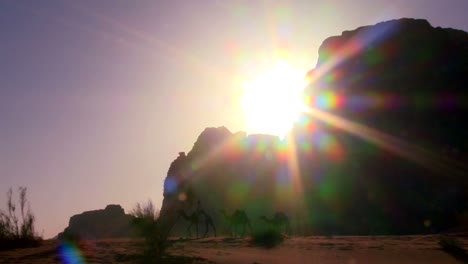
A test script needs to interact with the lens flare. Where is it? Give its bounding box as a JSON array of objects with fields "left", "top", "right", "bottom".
[
  {"left": 241, "top": 60, "right": 307, "bottom": 138},
  {"left": 57, "top": 240, "right": 86, "bottom": 264}
]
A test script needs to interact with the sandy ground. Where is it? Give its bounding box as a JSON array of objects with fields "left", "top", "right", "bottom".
[{"left": 1, "top": 234, "right": 467, "bottom": 263}]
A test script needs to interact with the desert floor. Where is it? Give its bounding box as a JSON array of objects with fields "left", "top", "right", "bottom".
[{"left": 1, "top": 234, "right": 467, "bottom": 263}]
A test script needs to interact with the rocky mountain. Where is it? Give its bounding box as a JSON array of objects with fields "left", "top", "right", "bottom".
[
  {"left": 158, "top": 18, "right": 467, "bottom": 236},
  {"left": 58, "top": 205, "right": 136, "bottom": 239}
]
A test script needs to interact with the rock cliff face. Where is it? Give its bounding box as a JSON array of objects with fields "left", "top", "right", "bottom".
[
  {"left": 158, "top": 18, "right": 467, "bottom": 236},
  {"left": 306, "top": 18, "right": 467, "bottom": 156},
  {"left": 58, "top": 205, "right": 136, "bottom": 239}
]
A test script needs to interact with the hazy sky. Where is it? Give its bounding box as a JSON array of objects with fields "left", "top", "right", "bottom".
[{"left": 1, "top": 0, "right": 467, "bottom": 238}]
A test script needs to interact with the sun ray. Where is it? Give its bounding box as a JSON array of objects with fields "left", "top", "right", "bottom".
[
  {"left": 283, "top": 133, "right": 307, "bottom": 227},
  {"left": 302, "top": 106, "right": 467, "bottom": 181},
  {"left": 306, "top": 22, "right": 396, "bottom": 86}
]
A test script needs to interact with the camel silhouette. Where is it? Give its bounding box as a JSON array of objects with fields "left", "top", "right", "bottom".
[
  {"left": 219, "top": 209, "right": 252, "bottom": 237},
  {"left": 177, "top": 209, "right": 201, "bottom": 238},
  {"left": 199, "top": 209, "right": 216, "bottom": 237},
  {"left": 260, "top": 212, "right": 291, "bottom": 235}
]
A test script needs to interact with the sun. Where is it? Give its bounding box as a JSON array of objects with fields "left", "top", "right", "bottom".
[{"left": 240, "top": 60, "right": 307, "bottom": 138}]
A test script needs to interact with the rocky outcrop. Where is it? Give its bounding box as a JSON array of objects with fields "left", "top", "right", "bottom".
[
  {"left": 306, "top": 18, "right": 467, "bottom": 161},
  {"left": 158, "top": 18, "right": 467, "bottom": 236},
  {"left": 58, "top": 205, "right": 136, "bottom": 239}
]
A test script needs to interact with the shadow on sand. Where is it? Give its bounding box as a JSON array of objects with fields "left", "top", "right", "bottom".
[{"left": 439, "top": 236, "right": 468, "bottom": 263}]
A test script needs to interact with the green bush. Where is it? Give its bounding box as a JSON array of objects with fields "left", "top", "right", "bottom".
[
  {"left": 0, "top": 187, "right": 42, "bottom": 250},
  {"left": 250, "top": 228, "right": 284, "bottom": 249}
]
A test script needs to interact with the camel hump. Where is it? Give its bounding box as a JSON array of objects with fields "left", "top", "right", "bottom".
[{"left": 274, "top": 212, "right": 288, "bottom": 221}]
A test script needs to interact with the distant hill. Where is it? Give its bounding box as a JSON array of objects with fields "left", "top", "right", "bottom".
[
  {"left": 158, "top": 18, "right": 468, "bottom": 236},
  {"left": 57, "top": 205, "right": 136, "bottom": 239}
]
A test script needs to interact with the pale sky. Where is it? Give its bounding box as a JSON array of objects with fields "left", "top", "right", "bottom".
[{"left": 1, "top": 0, "right": 467, "bottom": 238}]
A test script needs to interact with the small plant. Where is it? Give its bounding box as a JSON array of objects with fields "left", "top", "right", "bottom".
[
  {"left": 131, "top": 200, "right": 159, "bottom": 221},
  {"left": 250, "top": 228, "right": 284, "bottom": 249},
  {"left": 131, "top": 200, "right": 165, "bottom": 263},
  {"left": 0, "top": 187, "right": 42, "bottom": 250}
]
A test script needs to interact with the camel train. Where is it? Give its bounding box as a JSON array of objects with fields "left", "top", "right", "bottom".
[{"left": 177, "top": 201, "right": 291, "bottom": 238}]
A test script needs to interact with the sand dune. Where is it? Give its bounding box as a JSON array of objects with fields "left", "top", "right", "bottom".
[{"left": 1, "top": 234, "right": 466, "bottom": 263}]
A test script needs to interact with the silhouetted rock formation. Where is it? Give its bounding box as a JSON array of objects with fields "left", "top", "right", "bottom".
[
  {"left": 158, "top": 18, "right": 467, "bottom": 236},
  {"left": 58, "top": 205, "right": 136, "bottom": 239},
  {"left": 307, "top": 18, "right": 467, "bottom": 155},
  {"left": 298, "top": 18, "right": 468, "bottom": 234}
]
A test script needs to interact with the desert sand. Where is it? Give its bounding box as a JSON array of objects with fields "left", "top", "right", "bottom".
[{"left": 1, "top": 234, "right": 466, "bottom": 263}]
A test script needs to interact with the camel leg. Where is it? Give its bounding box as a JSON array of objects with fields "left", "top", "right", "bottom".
[
  {"left": 211, "top": 221, "right": 216, "bottom": 237},
  {"left": 186, "top": 223, "right": 193, "bottom": 238},
  {"left": 203, "top": 221, "right": 208, "bottom": 238}
]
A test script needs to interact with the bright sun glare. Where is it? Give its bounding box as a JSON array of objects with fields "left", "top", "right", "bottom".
[{"left": 241, "top": 61, "right": 307, "bottom": 137}]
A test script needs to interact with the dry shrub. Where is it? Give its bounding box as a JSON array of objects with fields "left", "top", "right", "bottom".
[
  {"left": 250, "top": 228, "right": 284, "bottom": 249},
  {"left": 0, "top": 187, "right": 42, "bottom": 250},
  {"left": 131, "top": 200, "right": 165, "bottom": 263}
]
